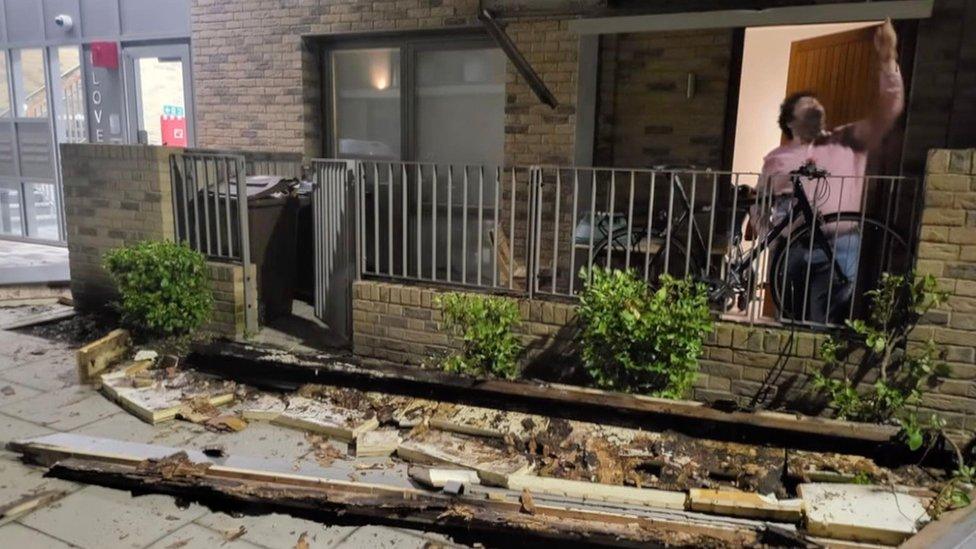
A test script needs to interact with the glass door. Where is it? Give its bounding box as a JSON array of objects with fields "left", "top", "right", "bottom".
[{"left": 122, "top": 44, "right": 193, "bottom": 147}]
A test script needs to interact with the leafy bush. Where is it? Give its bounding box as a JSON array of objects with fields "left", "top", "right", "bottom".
[
  {"left": 812, "top": 272, "right": 950, "bottom": 449},
  {"left": 438, "top": 292, "right": 523, "bottom": 379},
  {"left": 103, "top": 241, "right": 213, "bottom": 336},
  {"left": 576, "top": 268, "right": 712, "bottom": 398}
]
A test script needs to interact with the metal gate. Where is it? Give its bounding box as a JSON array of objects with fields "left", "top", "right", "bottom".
[
  {"left": 169, "top": 150, "right": 257, "bottom": 334},
  {"left": 311, "top": 160, "right": 359, "bottom": 344}
]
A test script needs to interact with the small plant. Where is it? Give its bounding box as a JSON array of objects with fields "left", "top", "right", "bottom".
[
  {"left": 104, "top": 240, "right": 213, "bottom": 336},
  {"left": 438, "top": 292, "right": 523, "bottom": 379},
  {"left": 812, "top": 272, "right": 950, "bottom": 449},
  {"left": 576, "top": 268, "right": 712, "bottom": 398}
]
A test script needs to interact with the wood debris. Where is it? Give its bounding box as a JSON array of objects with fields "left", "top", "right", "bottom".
[
  {"left": 77, "top": 329, "right": 130, "bottom": 382},
  {"left": 799, "top": 483, "right": 931, "bottom": 545},
  {"left": 241, "top": 393, "right": 286, "bottom": 421},
  {"left": 688, "top": 488, "right": 802, "bottom": 521},
  {"left": 355, "top": 429, "right": 400, "bottom": 457},
  {"left": 508, "top": 473, "right": 686, "bottom": 510},
  {"left": 0, "top": 306, "right": 76, "bottom": 330},
  {"left": 519, "top": 488, "right": 536, "bottom": 514},
  {"left": 99, "top": 369, "right": 235, "bottom": 424},
  {"left": 204, "top": 415, "right": 248, "bottom": 432},
  {"left": 272, "top": 396, "right": 378, "bottom": 443},
  {"left": 397, "top": 428, "right": 533, "bottom": 487},
  {"left": 408, "top": 466, "right": 481, "bottom": 489},
  {"left": 0, "top": 490, "right": 66, "bottom": 526},
  {"left": 429, "top": 403, "right": 548, "bottom": 440}
]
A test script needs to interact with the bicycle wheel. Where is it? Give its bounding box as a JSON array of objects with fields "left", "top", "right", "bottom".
[
  {"left": 647, "top": 238, "right": 701, "bottom": 283},
  {"left": 768, "top": 212, "right": 910, "bottom": 324}
]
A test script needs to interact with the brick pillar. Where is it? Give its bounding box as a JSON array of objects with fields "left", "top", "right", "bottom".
[
  {"left": 914, "top": 149, "right": 976, "bottom": 438},
  {"left": 62, "top": 144, "right": 179, "bottom": 310}
]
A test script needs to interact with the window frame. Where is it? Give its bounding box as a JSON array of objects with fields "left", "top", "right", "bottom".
[{"left": 320, "top": 31, "right": 500, "bottom": 162}]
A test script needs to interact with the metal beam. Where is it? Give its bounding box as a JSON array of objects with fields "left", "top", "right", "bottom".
[
  {"left": 478, "top": 9, "right": 558, "bottom": 109},
  {"left": 568, "top": 0, "right": 934, "bottom": 35}
]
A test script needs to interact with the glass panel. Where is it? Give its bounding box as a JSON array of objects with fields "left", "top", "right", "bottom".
[
  {"left": 0, "top": 53, "right": 11, "bottom": 118},
  {"left": 25, "top": 182, "right": 59, "bottom": 240},
  {"left": 135, "top": 56, "right": 187, "bottom": 146},
  {"left": 54, "top": 46, "right": 88, "bottom": 143},
  {"left": 416, "top": 48, "right": 505, "bottom": 166},
  {"left": 16, "top": 122, "right": 54, "bottom": 179},
  {"left": 0, "top": 125, "right": 14, "bottom": 176},
  {"left": 332, "top": 49, "right": 400, "bottom": 159},
  {"left": 0, "top": 185, "right": 24, "bottom": 236},
  {"left": 14, "top": 49, "right": 48, "bottom": 118}
]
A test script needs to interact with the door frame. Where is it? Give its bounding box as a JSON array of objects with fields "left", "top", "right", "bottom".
[{"left": 121, "top": 42, "right": 195, "bottom": 147}]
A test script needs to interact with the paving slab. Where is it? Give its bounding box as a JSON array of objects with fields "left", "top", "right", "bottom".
[
  {"left": 0, "top": 522, "right": 76, "bottom": 548},
  {"left": 197, "top": 511, "right": 358, "bottom": 549},
  {"left": 145, "top": 522, "right": 264, "bottom": 549},
  {"left": 20, "top": 484, "right": 209, "bottom": 549},
  {"left": 334, "top": 525, "right": 457, "bottom": 549},
  {"left": 0, "top": 412, "right": 55, "bottom": 454},
  {"left": 0, "top": 330, "right": 71, "bottom": 361},
  {"left": 0, "top": 385, "right": 120, "bottom": 430},
  {"left": 0, "top": 380, "right": 40, "bottom": 407},
  {"left": 0, "top": 455, "right": 79, "bottom": 506},
  {"left": 187, "top": 420, "right": 316, "bottom": 463},
  {"left": 0, "top": 349, "right": 77, "bottom": 392},
  {"left": 71, "top": 409, "right": 206, "bottom": 447}
]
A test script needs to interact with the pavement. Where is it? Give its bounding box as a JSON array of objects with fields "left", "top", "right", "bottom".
[
  {"left": 0, "top": 307, "right": 461, "bottom": 548},
  {"left": 0, "top": 241, "right": 70, "bottom": 286}
]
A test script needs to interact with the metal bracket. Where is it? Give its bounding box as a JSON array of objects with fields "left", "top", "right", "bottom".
[{"left": 478, "top": 9, "right": 558, "bottom": 109}]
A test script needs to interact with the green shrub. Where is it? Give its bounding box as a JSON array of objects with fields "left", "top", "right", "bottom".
[
  {"left": 812, "top": 272, "right": 950, "bottom": 449},
  {"left": 577, "top": 268, "right": 712, "bottom": 398},
  {"left": 103, "top": 241, "right": 213, "bottom": 336},
  {"left": 438, "top": 292, "right": 523, "bottom": 379}
]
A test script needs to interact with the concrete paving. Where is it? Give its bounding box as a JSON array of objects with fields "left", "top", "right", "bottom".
[{"left": 0, "top": 307, "right": 462, "bottom": 548}]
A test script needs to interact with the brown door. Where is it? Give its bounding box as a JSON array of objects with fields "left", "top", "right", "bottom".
[{"left": 785, "top": 26, "right": 879, "bottom": 139}]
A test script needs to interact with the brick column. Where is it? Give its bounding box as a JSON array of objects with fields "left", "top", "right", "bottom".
[{"left": 914, "top": 149, "right": 976, "bottom": 437}]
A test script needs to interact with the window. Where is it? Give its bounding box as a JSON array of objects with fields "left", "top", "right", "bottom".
[
  {"left": 332, "top": 48, "right": 401, "bottom": 159},
  {"left": 54, "top": 46, "right": 87, "bottom": 143},
  {"left": 327, "top": 37, "right": 505, "bottom": 165},
  {"left": 0, "top": 54, "right": 10, "bottom": 118},
  {"left": 13, "top": 49, "right": 48, "bottom": 118}
]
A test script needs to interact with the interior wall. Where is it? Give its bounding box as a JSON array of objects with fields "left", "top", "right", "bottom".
[{"left": 731, "top": 21, "right": 878, "bottom": 175}]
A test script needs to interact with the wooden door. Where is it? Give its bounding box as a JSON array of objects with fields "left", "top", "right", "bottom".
[{"left": 784, "top": 26, "right": 879, "bottom": 137}]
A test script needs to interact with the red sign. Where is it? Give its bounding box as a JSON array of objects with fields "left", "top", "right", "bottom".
[
  {"left": 90, "top": 42, "right": 119, "bottom": 70},
  {"left": 161, "top": 116, "right": 188, "bottom": 147}
]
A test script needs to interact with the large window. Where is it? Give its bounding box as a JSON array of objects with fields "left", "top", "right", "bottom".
[{"left": 327, "top": 36, "right": 505, "bottom": 165}]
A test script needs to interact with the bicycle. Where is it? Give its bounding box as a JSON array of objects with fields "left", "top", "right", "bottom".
[{"left": 579, "top": 161, "right": 911, "bottom": 324}]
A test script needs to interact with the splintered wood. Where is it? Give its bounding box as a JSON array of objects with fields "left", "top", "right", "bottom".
[
  {"left": 397, "top": 428, "right": 533, "bottom": 487},
  {"left": 799, "top": 483, "right": 931, "bottom": 545},
  {"left": 77, "top": 329, "right": 130, "bottom": 382},
  {"left": 99, "top": 370, "right": 235, "bottom": 424},
  {"left": 272, "top": 396, "right": 378, "bottom": 443}
]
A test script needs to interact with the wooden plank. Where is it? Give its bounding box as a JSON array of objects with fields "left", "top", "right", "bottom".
[
  {"left": 688, "top": 489, "right": 802, "bottom": 522},
  {"left": 397, "top": 429, "right": 533, "bottom": 487},
  {"left": 355, "top": 430, "right": 400, "bottom": 457},
  {"left": 429, "top": 403, "right": 549, "bottom": 440},
  {"left": 77, "top": 329, "right": 130, "bottom": 383},
  {"left": 408, "top": 466, "right": 481, "bottom": 489},
  {"left": 272, "top": 396, "right": 378, "bottom": 443},
  {"left": 190, "top": 341, "right": 901, "bottom": 447},
  {"left": 508, "top": 474, "right": 686, "bottom": 510},
  {"left": 0, "top": 307, "right": 75, "bottom": 330},
  {"left": 799, "top": 483, "right": 931, "bottom": 545},
  {"left": 99, "top": 370, "right": 235, "bottom": 424},
  {"left": 8, "top": 433, "right": 764, "bottom": 548},
  {"left": 240, "top": 394, "right": 286, "bottom": 421},
  {"left": 0, "top": 490, "right": 67, "bottom": 526}
]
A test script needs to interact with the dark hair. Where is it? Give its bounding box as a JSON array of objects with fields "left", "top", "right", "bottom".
[{"left": 778, "top": 91, "right": 817, "bottom": 139}]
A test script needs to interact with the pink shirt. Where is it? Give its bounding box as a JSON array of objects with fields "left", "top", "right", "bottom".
[{"left": 754, "top": 67, "right": 904, "bottom": 233}]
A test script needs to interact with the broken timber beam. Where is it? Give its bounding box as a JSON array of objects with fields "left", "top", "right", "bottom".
[
  {"left": 189, "top": 341, "right": 901, "bottom": 456},
  {"left": 77, "top": 329, "right": 130, "bottom": 383},
  {"left": 8, "top": 434, "right": 761, "bottom": 548}
]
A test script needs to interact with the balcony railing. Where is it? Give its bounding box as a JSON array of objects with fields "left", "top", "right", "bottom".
[{"left": 339, "top": 159, "right": 922, "bottom": 329}]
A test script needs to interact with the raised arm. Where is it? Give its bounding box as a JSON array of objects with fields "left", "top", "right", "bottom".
[{"left": 849, "top": 19, "right": 904, "bottom": 149}]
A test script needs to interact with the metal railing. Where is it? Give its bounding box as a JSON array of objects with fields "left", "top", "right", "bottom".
[
  {"left": 344, "top": 159, "right": 920, "bottom": 328},
  {"left": 355, "top": 160, "right": 537, "bottom": 294}
]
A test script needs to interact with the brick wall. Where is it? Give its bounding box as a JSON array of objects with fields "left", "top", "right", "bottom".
[
  {"left": 62, "top": 144, "right": 254, "bottom": 337},
  {"left": 189, "top": 1, "right": 579, "bottom": 166},
  {"left": 594, "top": 29, "right": 734, "bottom": 168}
]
